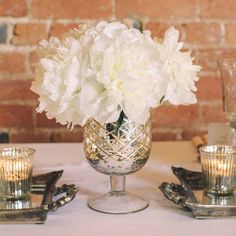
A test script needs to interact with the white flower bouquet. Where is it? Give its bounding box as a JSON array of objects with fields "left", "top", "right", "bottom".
[{"left": 31, "top": 21, "right": 200, "bottom": 128}]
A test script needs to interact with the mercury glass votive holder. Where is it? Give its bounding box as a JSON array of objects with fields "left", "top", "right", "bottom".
[
  {"left": 202, "top": 192, "right": 235, "bottom": 206},
  {"left": 200, "top": 145, "right": 236, "bottom": 196},
  {"left": 0, "top": 197, "right": 32, "bottom": 210},
  {"left": 0, "top": 147, "right": 35, "bottom": 200}
]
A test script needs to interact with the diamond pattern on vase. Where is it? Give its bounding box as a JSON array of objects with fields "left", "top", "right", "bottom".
[{"left": 83, "top": 118, "right": 151, "bottom": 175}]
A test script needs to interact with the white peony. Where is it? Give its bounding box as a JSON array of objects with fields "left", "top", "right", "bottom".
[
  {"left": 79, "top": 21, "right": 163, "bottom": 124},
  {"left": 156, "top": 27, "right": 201, "bottom": 105},
  {"left": 31, "top": 21, "right": 200, "bottom": 127},
  {"left": 31, "top": 34, "right": 88, "bottom": 128}
]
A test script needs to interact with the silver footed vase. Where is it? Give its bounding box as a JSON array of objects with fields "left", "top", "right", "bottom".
[{"left": 83, "top": 117, "right": 152, "bottom": 214}]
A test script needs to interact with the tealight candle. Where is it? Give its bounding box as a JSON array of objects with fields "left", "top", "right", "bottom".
[
  {"left": 200, "top": 145, "right": 236, "bottom": 195},
  {"left": 0, "top": 147, "right": 35, "bottom": 200}
]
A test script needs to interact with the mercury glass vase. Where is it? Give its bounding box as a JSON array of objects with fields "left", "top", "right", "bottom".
[{"left": 83, "top": 117, "right": 152, "bottom": 214}]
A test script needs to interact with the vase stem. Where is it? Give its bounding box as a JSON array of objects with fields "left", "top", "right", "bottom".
[{"left": 110, "top": 175, "right": 126, "bottom": 194}]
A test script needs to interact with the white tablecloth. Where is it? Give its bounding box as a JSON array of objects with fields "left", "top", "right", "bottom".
[{"left": 0, "top": 141, "right": 236, "bottom": 236}]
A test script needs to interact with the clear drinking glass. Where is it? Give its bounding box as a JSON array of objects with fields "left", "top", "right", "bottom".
[
  {"left": 218, "top": 58, "right": 236, "bottom": 118},
  {"left": 218, "top": 58, "right": 236, "bottom": 146},
  {"left": 200, "top": 145, "right": 236, "bottom": 195},
  {"left": 0, "top": 147, "right": 35, "bottom": 200}
]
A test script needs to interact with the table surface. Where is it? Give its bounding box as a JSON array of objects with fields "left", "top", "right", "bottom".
[{"left": 1, "top": 141, "right": 236, "bottom": 236}]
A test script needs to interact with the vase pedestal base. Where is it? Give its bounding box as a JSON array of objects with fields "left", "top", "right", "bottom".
[{"left": 88, "top": 191, "right": 149, "bottom": 214}]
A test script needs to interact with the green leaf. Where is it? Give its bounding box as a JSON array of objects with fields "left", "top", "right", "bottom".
[
  {"left": 115, "top": 110, "right": 126, "bottom": 134},
  {"left": 160, "top": 95, "right": 165, "bottom": 104}
]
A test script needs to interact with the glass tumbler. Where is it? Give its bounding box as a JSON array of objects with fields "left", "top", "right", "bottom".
[
  {"left": 200, "top": 145, "right": 236, "bottom": 196},
  {"left": 218, "top": 58, "right": 236, "bottom": 118},
  {"left": 218, "top": 58, "right": 236, "bottom": 146},
  {"left": 0, "top": 147, "right": 35, "bottom": 200}
]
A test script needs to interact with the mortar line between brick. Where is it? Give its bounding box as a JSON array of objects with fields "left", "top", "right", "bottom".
[
  {"left": 196, "top": 0, "right": 201, "bottom": 19},
  {"left": 26, "top": 0, "right": 32, "bottom": 18},
  {"left": 1, "top": 18, "right": 236, "bottom": 27},
  {"left": 219, "top": 22, "right": 226, "bottom": 46},
  {"left": 6, "top": 23, "right": 13, "bottom": 44},
  {"left": 0, "top": 17, "right": 102, "bottom": 24},
  {"left": 2, "top": 43, "right": 236, "bottom": 52},
  {"left": 111, "top": 0, "right": 116, "bottom": 20},
  {"left": 0, "top": 100, "right": 36, "bottom": 106}
]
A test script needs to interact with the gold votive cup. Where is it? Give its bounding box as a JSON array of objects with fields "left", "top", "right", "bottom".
[
  {"left": 0, "top": 147, "right": 35, "bottom": 200},
  {"left": 200, "top": 145, "right": 236, "bottom": 196}
]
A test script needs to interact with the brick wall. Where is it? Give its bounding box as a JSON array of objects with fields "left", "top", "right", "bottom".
[{"left": 0, "top": 0, "right": 232, "bottom": 143}]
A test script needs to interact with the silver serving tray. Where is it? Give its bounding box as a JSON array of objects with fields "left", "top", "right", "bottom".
[
  {"left": 0, "top": 170, "right": 79, "bottom": 224},
  {"left": 159, "top": 167, "right": 236, "bottom": 218}
]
